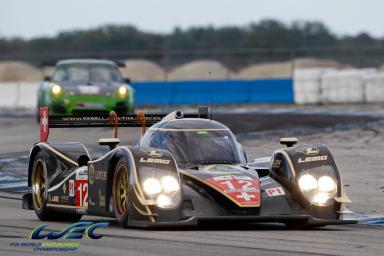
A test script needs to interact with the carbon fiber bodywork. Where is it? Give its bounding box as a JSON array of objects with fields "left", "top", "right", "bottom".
[{"left": 24, "top": 117, "right": 357, "bottom": 227}]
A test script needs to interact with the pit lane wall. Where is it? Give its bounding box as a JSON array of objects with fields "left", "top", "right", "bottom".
[{"left": 2, "top": 70, "right": 384, "bottom": 109}]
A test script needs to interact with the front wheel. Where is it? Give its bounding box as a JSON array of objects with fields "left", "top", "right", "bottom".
[
  {"left": 113, "top": 159, "right": 131, "bottom": 227},
  {"left": 31, "top": 151, "right": 82, "bottom": 222}
]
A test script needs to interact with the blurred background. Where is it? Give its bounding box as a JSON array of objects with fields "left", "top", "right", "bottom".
[{"left": 1, "top": 0, "right": 384, "bottom": 108}]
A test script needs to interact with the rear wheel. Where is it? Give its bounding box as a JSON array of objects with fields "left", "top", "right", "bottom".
[
  {"left": 31, "top": 151, "right": 82, "bottom": 221},
  {"left": 113, "top": 159, "right": 130, "bottom": 228}
]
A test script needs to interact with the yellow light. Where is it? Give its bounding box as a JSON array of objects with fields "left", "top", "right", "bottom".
[
  {"left": 161, "top": 176, "right": 180, "bottom": 194},
  {"left": 312, "top": 193, "right": 329, "bottom": 205},
  {"left": 51, "top": 84, "right": 62, "bottom": 95},
  {"left": 298, "top": 174, "right": 317, "bottom": 191},
  {"left": 118, "top": 86, "right": 128, "bottom": 98},
  {"left": 142, "top": 178, "right": 162, "bottom": 196},
  {"left": 156, "top": 194, "right": 172, "bottom": 208},
  {"left": 318, "top": 176, "right": 336, "bottom": 192}
]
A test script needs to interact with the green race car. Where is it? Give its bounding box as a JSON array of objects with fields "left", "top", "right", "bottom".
[{"left": 37, "top": 59, "right": 134, "bottom": 119}]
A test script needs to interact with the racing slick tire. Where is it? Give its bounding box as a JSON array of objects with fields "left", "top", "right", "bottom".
[
  {"left": 112, "top": 158, "right": 131, "bottom": 228},
  {"left": 31, "top": 151, "right": 82, "bottom": 222}
]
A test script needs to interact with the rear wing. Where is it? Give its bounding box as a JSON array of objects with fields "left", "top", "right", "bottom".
[{"left": 39, "top": 106, "right": 209, "bottom": 142}]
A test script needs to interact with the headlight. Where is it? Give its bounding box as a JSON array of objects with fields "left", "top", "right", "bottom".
[
  {"left": 142, "top": 176, "right": 181, "bottom": 209},
  {"left": 50, "top": 83, "right": 63, "bottom": 97},
  {"left": 298, "top": 174, "right": 317, "bottom": 191},
  {"left": 312, "top": 193, "right": 330, "bottom": 205},
  {"left": 142, "top": 178, "right": 162, "bottom": 196},
  {"left": 298, "top": 173, "right": 337, "bottom": 206},
  {"left": 156, "top": 194, "right": 172, "bottom": 208},
  {"left": 318, "top": 176, "right": 336, "bottom": 192},
  {"left": 161, "top": 176, "right": 180, "bottom": 193},
  {"left": 117, "top": 85, "right": 128, "bottom": 99}
]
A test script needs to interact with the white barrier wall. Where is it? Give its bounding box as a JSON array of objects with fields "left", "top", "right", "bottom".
[
  {"left": 365, "top": 73, "right": 384, "bottom": 103},
  {"left": 0, "top": 82, "right": 39, "bottom": 109},
  {"left": 294, "top": 68, "right": 383, "bottom": 104},
  {"left": 294, "top": 68, "right": 335, "bottom": 104}
]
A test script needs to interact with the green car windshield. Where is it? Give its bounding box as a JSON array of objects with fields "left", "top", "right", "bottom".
[{"left": 53, "top": 64, "right": 123, "bottom": 84}]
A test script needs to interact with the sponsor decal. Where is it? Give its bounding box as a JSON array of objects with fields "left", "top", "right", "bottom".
[
  {"left": 203, "top": 165, "right": 243, "bottom": 174},
  {"left": 88, "top": 165, "right": 95, "bottom": 185},
  {"left": 213, "top": 175, "right": 252, "bottom": 181},
  {"left": 272, "top": 159, "right": 281, "bottom": 168},
  {"left": 76, "top": 167, "right": 88, "bottom": 180},
  {"left": 205, "top": 175, "right": 260, "bottom": 206},
  {"left": 139, "top": 157, "right": 170, "bottom": 164},
  {"left": 61, "top": 115, "right": 162, "bottom": 122},
  {"left": 49, "top": 195, "right": 59, "bottom": 203},
  {"left": 140, "top": 149, "right": 163, "bottom": 157},
  {"left": 69, "top": 180, "right": 75, "bottom": 197},
  {"left": 298, "top": 155, "right": 328, "bottom": 163},
  {"left": 99, "top": 189, "right": 106, "bottom": 207},
  {"left": 60, "top": 195, "right": 69, "bottom": 202},
  {"left": 296, "top": 146, "right": 320, "bottom": 156},
  {"left": 265, "top": 187, "right": 285, "bottom": 197},
  {"left": 260, "top": 177, "right": 273, "bottom": 186},
  {"left": 76, "top": 180, "right": 88, "bottom": 207},
  {"left": 95, "top": 170, "right": 107, "bottom": 181},
  {"left": 62, "top": 183, "right": 67, "bottom": 194}
]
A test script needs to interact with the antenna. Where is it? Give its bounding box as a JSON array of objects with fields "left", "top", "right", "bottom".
[{"left": 209, "top": 72, "right": 213, "bottom": 119}]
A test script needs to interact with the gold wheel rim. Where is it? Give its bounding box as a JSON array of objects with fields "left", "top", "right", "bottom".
[
  {"left": 115, "top": 165, "right": 129, "bottom": 216},
  {"left": 32, "top": 160, "right": 45, "bottom": 210}
]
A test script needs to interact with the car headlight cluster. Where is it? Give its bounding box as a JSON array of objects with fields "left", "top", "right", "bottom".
[
  {"left": 116, "top": 85, "right": 129, "bottom": 99},
  {"left": 50, "top": 83, "right": 64, "bottom": 97},
  {"left": 298, "top": 174, "right": 337, "bottom": 206},
  {"left": 142, "top": 176, "right": 181, "bottom": 209}
]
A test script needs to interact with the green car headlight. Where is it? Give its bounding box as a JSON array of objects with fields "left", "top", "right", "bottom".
[
  {"left": 116, "top": 85, "right": 129, "bottom": 99},
  {"left": 50, "top": 83, "right": 64, "bottom": 97}
]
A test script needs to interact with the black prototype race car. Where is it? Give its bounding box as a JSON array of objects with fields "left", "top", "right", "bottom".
[{"left": 22, "top": 107, "right": 356, "bottom": 228}]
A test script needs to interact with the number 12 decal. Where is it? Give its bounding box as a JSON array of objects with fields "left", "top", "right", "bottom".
[
  {"left": 76, "top": 180, "right": 88, "bottom": 207},
  {"left": 221, "top": 180, "right": 255, "bottom": 190}
]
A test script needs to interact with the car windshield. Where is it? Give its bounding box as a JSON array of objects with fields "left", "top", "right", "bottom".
[
  {"left": 154, "top": 129, "right": 242, "bottom": 167},
  {"left": 53, "top": 63, "right": 123, "bottom": 84}
]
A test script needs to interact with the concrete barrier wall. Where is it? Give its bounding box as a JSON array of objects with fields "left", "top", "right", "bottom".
[
  {"left": 0, "top": 82, "right": 39, "bottom": 108},
  {"left": 294, "top": 68, "right": 383, "bottom": 104}
]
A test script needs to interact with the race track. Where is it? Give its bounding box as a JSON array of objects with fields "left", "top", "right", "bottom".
[{"left": 0, "top": 108, "right": 383, "bottom": 256}]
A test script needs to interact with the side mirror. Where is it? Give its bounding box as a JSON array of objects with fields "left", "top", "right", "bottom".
[
  {"left": 280, "top": 137, "right": 298, "bottom": 147},
  {"left": 124, "top": 78, "right": 131, "bottom": 84},
  {"left": 44, "top": 76, "right": 51, "bottom": 82}
]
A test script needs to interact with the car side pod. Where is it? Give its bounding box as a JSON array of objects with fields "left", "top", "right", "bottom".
[{"left": 280, "top": 137, "right": 298, "bottom": 148}]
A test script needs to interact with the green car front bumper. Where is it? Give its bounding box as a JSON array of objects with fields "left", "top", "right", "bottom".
[{"left": 48, "top": 94, "right": 134, "bottom": 116}]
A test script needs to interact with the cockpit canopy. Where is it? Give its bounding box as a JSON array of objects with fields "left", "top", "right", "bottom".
[{"left": 139, "top": 119, "right": 245, "bottom": 167}]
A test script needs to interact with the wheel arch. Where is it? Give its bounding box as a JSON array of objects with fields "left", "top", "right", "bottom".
[{"left": 28, "top": 144, "right": 43, "bottom": 186}]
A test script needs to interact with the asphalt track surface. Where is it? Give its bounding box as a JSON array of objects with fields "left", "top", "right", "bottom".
[{"left": 0, "top": 108, "right": 384, "bottom": 256}]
